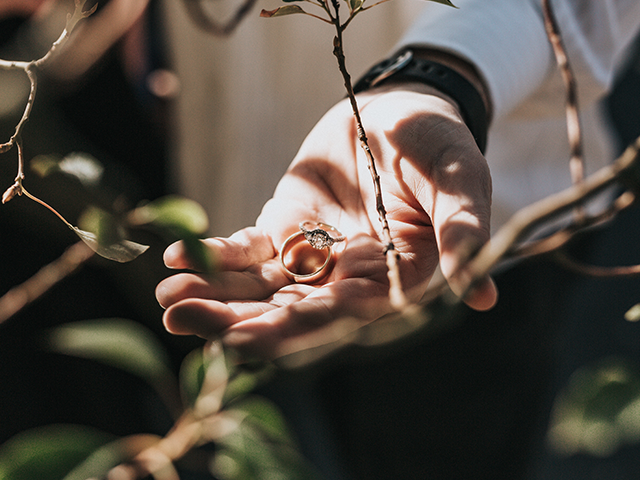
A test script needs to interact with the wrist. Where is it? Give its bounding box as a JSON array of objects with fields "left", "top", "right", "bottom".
[{"left": 353, "top": 48, "right": 491, "bottom": 153}]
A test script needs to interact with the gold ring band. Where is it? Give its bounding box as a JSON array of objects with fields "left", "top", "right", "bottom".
[{"left": 279, "top": 231, "right": 333, "bottom": 284}]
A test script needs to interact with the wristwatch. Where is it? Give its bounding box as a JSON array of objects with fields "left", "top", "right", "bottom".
[{"left": 353, "top": 49, "right": 489, "bottom": 153}]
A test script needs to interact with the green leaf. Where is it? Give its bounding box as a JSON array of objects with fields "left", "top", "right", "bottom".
[
  {"left": 62, "top": 434, "right": 163, "bottom": 480},
  {"left": 58, "top": 152, "right": 105, "bottom": 187},
  {"left": 235, "top": 396, "right": 293, "bottom": 444},
  {"left": 625, "top": 303, "right": 640, "bottom": 322},
  {"left": 30, "top": 154, "right": 62, "bottom": 178},
  {"left": 260, "top": 5, "right": 307, "bottom": 18},
  {"left": 129, "top": 195, "right": 214, "bottom": 270},
  {"left": 30, "top": 152, "right": 105, "bottom": 187},
  {"left": 72, "top": 226, "right": 149, "bottom": 262},
  {"left": 223, "top": 363, "right": 275, "bottom": 405},
  {"left": 179, "top": 348, "right": 208, "bottom": 408},
  {"left": 182, "top": 234, "right": 218, "bottom": 274},
  {"left": 47, "top": 318, "right": 174, "bottom": 387},
  {"left": 547, "top": 358, "right": 640, "bottom": 457},
  {"left": 349, "top": 0, "right": 364, "bottom": 12},
  {"left": 213, "top": 397, "right": 323, "bottom": 480},
  {"left": 0, "top": 425, "right": 113, "bottom": 480},
  {"left": 130, "top": 195, "right": 209, "bottom": 236},
  {"left": 78, "top": 206, "right": 123, "bottom": 247},
  {"left": 193, "top": 342, "right": 230, "bottom": 417}
]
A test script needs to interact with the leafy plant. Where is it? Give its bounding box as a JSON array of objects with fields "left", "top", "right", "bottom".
[{"left": 0, "top": 319, "right": 319, "bottom": 480}]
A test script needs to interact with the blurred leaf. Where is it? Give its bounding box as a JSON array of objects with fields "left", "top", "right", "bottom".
[
  {"left": 213, "top": 396, "right": 323, "bottom": 480},
  {"left": 130, "top": 195, "right": 209, "bottom": 236},
  {"left": 235, "top": 396, "right": 293, "bottom": 444},
  {"left": 223, "top": 363, "right": 275, "bottom": 405},
  {"left": 260, "top": 5, "right": 307, "bottom": 18},
  {"left": 625, "top": 303, "right": 640, "bottom": 322},
  {"left": 193, "top": 341, "right": 229, "bottom": 418},
  {"left": 348, "top": 0, "right": 364, "bottom": 11},
  {"left": 30, "top": 152, "right": 104, "bottom": 187},
  {"left": 59, "top": 152, "right": 105, "bottom": 187},
  {"left": 0, "top": 425, "right": 113, "bottom": 480},
  {"left": 47, "top": 318, "right": 174, "bottom": 387},
  {"left": 182, "top": 234, "right": 218, "bottom": 274},
  {"left": 78, "top": 206, "right": 122, "bottom": 247},
  {"left": 72, "top": 226, "right": 149, "bottom": 262},
  {"left": 129, "top": 195, "right": 214, "bottom": 271},
  {"left": 62, "top": 434, "right": 163, "bottom": 480},
  {"left": 30, "top": 154, "right": 62, "bottom": 178},
  {"left": 179, "top": 348, "right": 208, "bottom": 409},
  {"left": 547, "top": 358, "right": 640, "bottom": 457}
]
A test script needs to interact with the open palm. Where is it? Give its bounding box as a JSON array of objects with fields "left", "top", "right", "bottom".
[{"left": 156, "top": 85, "right": 496, "bottom": 360}]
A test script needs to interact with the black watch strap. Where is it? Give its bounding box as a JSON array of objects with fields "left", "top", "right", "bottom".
[{"left": 353, "top": 50, "right": 489, "bottom": 153}]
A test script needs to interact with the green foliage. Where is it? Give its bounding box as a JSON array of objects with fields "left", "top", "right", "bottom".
[
  {"left": 179, "top": 347, "right": 210, "bottom": 409},
  {"left": 213, "top": 397, "right": 323, "bottom": 480},
  {"left": 130, "top": 195, "right": 209, "bottom": 236},
  {"left": 349, "top": 0, "right": 365, "bottom": 12},
  {"left": 547, "top": 357, "right": 640, "bottom": 457},
  {"left": 0, "top": 320, "right": 319, "bottom": 479},
  {"left": 71, "top": 225, "right": 150, "bottom": 262},
  {"left": 260, "top": 0, "right": 456, "bottom": 21},
  {"left": 260, "top": 5, "right": 307, "bottom": 18},
  {"left": 0, "top": 425, "right": 114, "bottom": 480},
  {"left": 31, "top": 152, "right": 105, "bottom": 187},
  {"left": 130, "top": 195, "right": 217, "bottom": 273},
  {"left": 77, "top": 206, "right": 125, "bottom": 247},
  {"left": 47, "top": 318, "right": 174, "bottom": 388},
  {"left": 61, "top": 434, "right": 164, "bottom": 480},
  {"left": 624, "top": 303, "right": 640, "bottom": 322}
]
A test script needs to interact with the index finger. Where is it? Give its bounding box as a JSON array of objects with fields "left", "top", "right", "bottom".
[{"left": 164, "top": 227, "right": 277, "bottom": 271}]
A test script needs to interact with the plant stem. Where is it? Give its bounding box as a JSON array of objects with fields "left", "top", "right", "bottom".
[
  {"left": 542, "top": 0, "right": 584, "bottom": 219},
  {"left": 328, "top": 0, "right": 408, "bottom": 310}
]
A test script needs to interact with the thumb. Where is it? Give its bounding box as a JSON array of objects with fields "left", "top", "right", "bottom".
[{"left": 437, "top": 218, "right": 498, "bottom": 311}]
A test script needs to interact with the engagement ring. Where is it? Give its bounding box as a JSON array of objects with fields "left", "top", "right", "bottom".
[
  {"left": 279, "top": 221, "right": 345, "bottom": 284},
  {"left": 299, "top": 221, "right": 345, "bottom": 249}
]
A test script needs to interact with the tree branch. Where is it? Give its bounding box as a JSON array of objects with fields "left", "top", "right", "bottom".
[{"left": 328, "top": 0, "right": 408, "bottom": 310}]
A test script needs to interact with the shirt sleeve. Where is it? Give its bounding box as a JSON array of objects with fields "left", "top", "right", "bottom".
[{"left": 397, "top": 0, "right": 640, "bottom": 120}]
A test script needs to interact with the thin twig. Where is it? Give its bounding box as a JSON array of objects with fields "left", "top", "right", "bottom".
[
  {"left": 542, "top": 0, "right": 585, "bottom": 193},
  {"left": 553, "top": 250, "right": 640, "bottom": 278},
  {"left": 0, "top": 0, "right": 97, "bottom": 186},
  {"left": 511, "top": 190, "right": 636, "bottom": 258},
  {"left": 462, "top": 134, "right": 640, "bottom": 295},
  {"left": 0, "top": 241, "right": 94, "bottom": 326},
  {"left": 328, "top": 0, "right": 408, "bottom": 310}
]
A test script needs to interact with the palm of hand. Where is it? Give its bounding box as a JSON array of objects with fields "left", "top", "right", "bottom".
[{"left": 156, "top": 87, "right": 495, "bottom": 360}]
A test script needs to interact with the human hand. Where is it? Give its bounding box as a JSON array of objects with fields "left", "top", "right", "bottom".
[{"left": 156, "top": 83, "right": 497, "bottom": 360}]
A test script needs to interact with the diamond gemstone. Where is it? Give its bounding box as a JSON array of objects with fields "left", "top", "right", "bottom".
[{"left": 306, "top": 229, "right": 332, "bottom": 249}]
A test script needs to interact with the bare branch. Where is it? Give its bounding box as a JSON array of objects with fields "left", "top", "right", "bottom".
[
  {"left": 460, "top": 134, "right": 640, "bottom": 298},
  {"left": 0, "top": 241, "right": 94, "bottom": 326},
  {"left": 0, "top": 0, "right": 96, "bottom": 155},
  {"left": 553, "top": 250, "right": 640, "bottom": 278},
  {"left": 542, "top": 0, "right": 585, "bottom": 191},
  {"left": 33, "top": 0, "right": 99, "bottom": 69},
  {"left": 328, "top": 0, "right": 409, "bottom": 310},
  {"left": 511, "top": 191, "right": 636, "bottom": 258},
  {"left": 0, "top": 66, "right": 37, "bottom": 156}
]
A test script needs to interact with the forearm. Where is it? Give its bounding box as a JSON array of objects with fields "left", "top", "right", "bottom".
[{"left": 397, "top": 0, "right": 640, "bottom": 119}]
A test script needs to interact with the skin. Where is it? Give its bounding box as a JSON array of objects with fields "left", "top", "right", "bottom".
[
  {"left": 156, "top": 78, "right": 498, "bottom": 361},
  {"left": 0, "top": 0, "right": 50, "bottom": 17}
]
